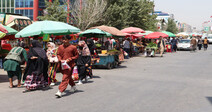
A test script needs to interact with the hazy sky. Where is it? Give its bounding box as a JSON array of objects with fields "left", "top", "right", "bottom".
[{"left": 154, "top": 0, "right": 212, "bottom": 30}]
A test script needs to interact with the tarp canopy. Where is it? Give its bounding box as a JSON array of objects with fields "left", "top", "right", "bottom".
[
  {"left": 90, "top": 25, "right": 126, "bottom": 37},
  {"left": 121, "top": 27, "right": 145, "bottom": 33}
]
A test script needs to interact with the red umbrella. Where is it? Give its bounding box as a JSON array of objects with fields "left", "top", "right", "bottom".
[
  {"left": 145, "top": 32, "right": 168, "bottom": 39},
  {"left": 121, "top": 27, "right": 145, "bottom": 33},
  {"left": 0, "top": 24, "right": 8, "bottom": 33},
  {"left": 133, "top": 33, "right": 144, "bottom": 37}
]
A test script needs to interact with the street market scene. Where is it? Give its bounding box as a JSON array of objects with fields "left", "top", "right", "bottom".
[{"left": 1, "top": 0, "right": 212, "bottom": 112}]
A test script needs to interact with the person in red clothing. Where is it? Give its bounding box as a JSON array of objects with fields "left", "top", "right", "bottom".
[{"left": 55, "top": 35, "right": 79, "bottom": 98}]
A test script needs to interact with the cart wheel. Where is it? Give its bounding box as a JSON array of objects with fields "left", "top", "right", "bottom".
[
  {"left": 113, "top": 62, "right": 118, "bottom": 68},
  {"left": 107, "top": 63, "right": 112, "bottom": 69}
]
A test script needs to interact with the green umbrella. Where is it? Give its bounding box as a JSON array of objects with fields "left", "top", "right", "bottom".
[
  {"left": 79, "top": 28, "right": 112, "bottom": 38},
  {"left": 15, "top": 20, "right": 80, "bottom": 38},
  {"left": 161, "top": 31, "right": 176, "bottom": 37},
  {"left": 140, "top": 31, "right": 153, "bottom": 35},
  {"left": 1, "top": 25, "right": 18, "bottom": 35},
  {"left": 0, "top": 31, "right": 6, "bottom": 39}
]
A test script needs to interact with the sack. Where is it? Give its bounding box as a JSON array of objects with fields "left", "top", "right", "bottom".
[
  {"left": 61, "top": 61, "right": 70, "bottom": 70},
  {"left": 72, "top": 66, "right": 79, "bottom": 81}
]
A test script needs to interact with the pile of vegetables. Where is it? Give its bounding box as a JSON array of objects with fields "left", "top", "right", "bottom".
[
  {"left": 146, "top": 42, "right": 157, "bottom": 48},
  {"left": 108, "top": 49, "right": 121, "bottom": 55}
]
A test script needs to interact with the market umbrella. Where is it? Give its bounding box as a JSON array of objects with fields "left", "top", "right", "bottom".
[
  {"left": 0, "top": 24, "right": 8, "bottom": 33},
  {"left": 0, "top": 31, "right": 6, "bottom": 39},
  {"left": 79, "top": 28, "right": 112, "bottom": 38},
  {"left": 0, "top": 24, "right": 18, "bottom": 35},
  {"left": 145, "top": 32, "right": 169, "bottom": 39},
  {"left": 161, "top": 31, "right": 176, "bottom": 37},
  {"left": 90, "top": 25, "right": 126, "bottom": 37},
  {"left": 177, "top": 32, "right": 189, "bottom": 37},
  {"left": 15, "top": 20, "right": 80, "bottom": 38},
  {"left": 189, "top": 32, "right": 198, "bottom": 37},
  {"left": 140, "top": 31, "right": 153, "bottom": 35},
  {"left": 121, "top": 27, "right": 145, "bottom": 33}
]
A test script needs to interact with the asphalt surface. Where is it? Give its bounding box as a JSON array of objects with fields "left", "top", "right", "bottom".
[{"left": 1, "top": 47, "right": 212, "bottom": 112}]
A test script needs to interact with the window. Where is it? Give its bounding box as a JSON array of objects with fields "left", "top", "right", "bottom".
[
  {"left": 24, "top": 9, "right": 28, "bottom": 16},
  {"left": 15, "top": 10, "right": 20, "bottom": 14},
  {"left": 19, "top": 0, "right": 24, "bottom": 7},
  {"left": 29, "top": 0, "right": 33, "bottom": 7},
  {"left": 7, "top": 0, "right": 10, "bottom": 7},
  {"left": 16, "top": 0, "right": 20, "bottom": 7}
]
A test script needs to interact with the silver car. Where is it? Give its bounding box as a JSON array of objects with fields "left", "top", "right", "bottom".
[{"left": 177, "top": 39, "right": 191, "bottom": 50}]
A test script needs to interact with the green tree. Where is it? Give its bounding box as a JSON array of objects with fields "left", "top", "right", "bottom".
[
  {"left": 104, "top": 0, "right": 157, "bottom": 30},
  {"left": 166, "top": 18, "right": 178, "bottom": 34},
  {"left": 37, "top": 0, "right": 68, "bottom": 23}
]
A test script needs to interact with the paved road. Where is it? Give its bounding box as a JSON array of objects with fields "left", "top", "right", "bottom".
[{"left": 1, "top": 47, "right": 212, "bottom": 112}]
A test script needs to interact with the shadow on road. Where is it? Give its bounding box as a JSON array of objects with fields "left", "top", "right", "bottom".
[
  {"left": 117, "top": 65, "right": 127, "bottom": 69},
  {"left": 92, "top": 76, "right": 101, "bottom": 78},
  {"left": 0, "top": 74, "right": 8, "bottom": 83},
  {"left": 61, "top": 90, "right": 84, "bottom": 98},
  {"left": 206, "top": 97, "right": 212, "bottom": 105}
]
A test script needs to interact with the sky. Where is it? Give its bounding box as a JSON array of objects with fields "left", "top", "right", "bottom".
[{"left": 154, "top": 0, "right": 212, "bottom": 30}]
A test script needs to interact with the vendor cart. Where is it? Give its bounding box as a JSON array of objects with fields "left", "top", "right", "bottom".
[
  {"left": 144, "top": 46, "right": 158, "bottom": 57},
  {"left": 93, "top": 54, "right": 118, "bottom": 69}
]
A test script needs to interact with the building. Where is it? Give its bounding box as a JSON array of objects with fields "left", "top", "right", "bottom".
[
  {"left": 0, "top": 0, "right": 51, "bottom": 21},
  {"left": 0, "top": 0, "right": 15, "bottom": 13}
]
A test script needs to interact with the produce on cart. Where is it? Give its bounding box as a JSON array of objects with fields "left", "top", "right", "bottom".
[{"left": 144, "top": 42, "right": 158, "bottom": 57}]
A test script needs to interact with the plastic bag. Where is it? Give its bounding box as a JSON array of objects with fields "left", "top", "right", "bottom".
[
  {"left": 61, "top": 61, "right": 70, "bottom": 70},
  {"left": 72, "top": 66, "right": 79, "bottom": 81}
]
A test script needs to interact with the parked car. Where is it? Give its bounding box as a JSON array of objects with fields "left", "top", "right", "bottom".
[
  {"left": 177, "top": 39, "right": 191, "bottom": 50},
  {"left": 207, "top": 35, "right": 212, "bottom": 44}
]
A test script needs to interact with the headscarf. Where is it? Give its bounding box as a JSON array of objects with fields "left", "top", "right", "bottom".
[
  {"left": 28, "top": 40, "right": 47, "bottom": 60},
  {"left": 78, "top": 41, "right": 90, "bottom": 56},
  {"left": 47, "top": 42, "right": 56, "bottom": 50},
  {"left": 87, "top": 39, "right": 96, "bottom": 55}
]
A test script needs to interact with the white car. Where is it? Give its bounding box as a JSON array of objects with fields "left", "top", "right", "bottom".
[
  {"left": 177, "top": 39, "right": 191, "bottom": 50},
  {"left": 207, "top": 36, "right": 212, "bottom": 44}
]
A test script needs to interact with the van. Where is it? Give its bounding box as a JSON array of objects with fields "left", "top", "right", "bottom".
[{"left": 207, "top": 34, "right": 212, "bottom": 44}]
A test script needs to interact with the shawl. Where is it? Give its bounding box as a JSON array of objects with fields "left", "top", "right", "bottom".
[{"left": 78, "top": 41, "right": 91, "bottom": 56}]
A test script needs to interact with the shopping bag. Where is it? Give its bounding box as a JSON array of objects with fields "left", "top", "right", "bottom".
[
  {"left": 124, "top": 51, "right": 128, "bottom": 56},
  {"left": 61, "top": 61, "right": 70, "bottom": 70},
  {"left": 72, "top": 66, "right": 79, "bottom": 81}
]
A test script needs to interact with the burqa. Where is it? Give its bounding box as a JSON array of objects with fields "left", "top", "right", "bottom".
[{"left": 23, "top": 40, "right": 49, "bottom": 82}]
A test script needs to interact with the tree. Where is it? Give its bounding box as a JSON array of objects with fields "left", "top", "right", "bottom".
[
  {"left": 104, "top": 0, "right": 157, "bottom": 30},
  {"left": 166, "top": 18, "right": 178, "bottom": 34},
  {"left": 68, "top": 0, "right": 107, "bottom": 31},
  {"left": 37, "top": 0, "right": 68, "bottom": 23}
]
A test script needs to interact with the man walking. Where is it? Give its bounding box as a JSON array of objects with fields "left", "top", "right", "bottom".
[
  {"left": 197, "top": 37, "right": 203, "bottom": 50},
  {"left": 157, "top": 36, "right": 165, "bottom": 57},
  {"left": 203, "top": 37, "right": 209, "bottom": 51},
  {"left": 171, "top": 37, "right": 178, "bottom": 52},
  {"left": 190, "top": 37, "right": 197, "bottom": 52},
  {"left": 55, "top": 35, "right": 79, "bottom": 97}
]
